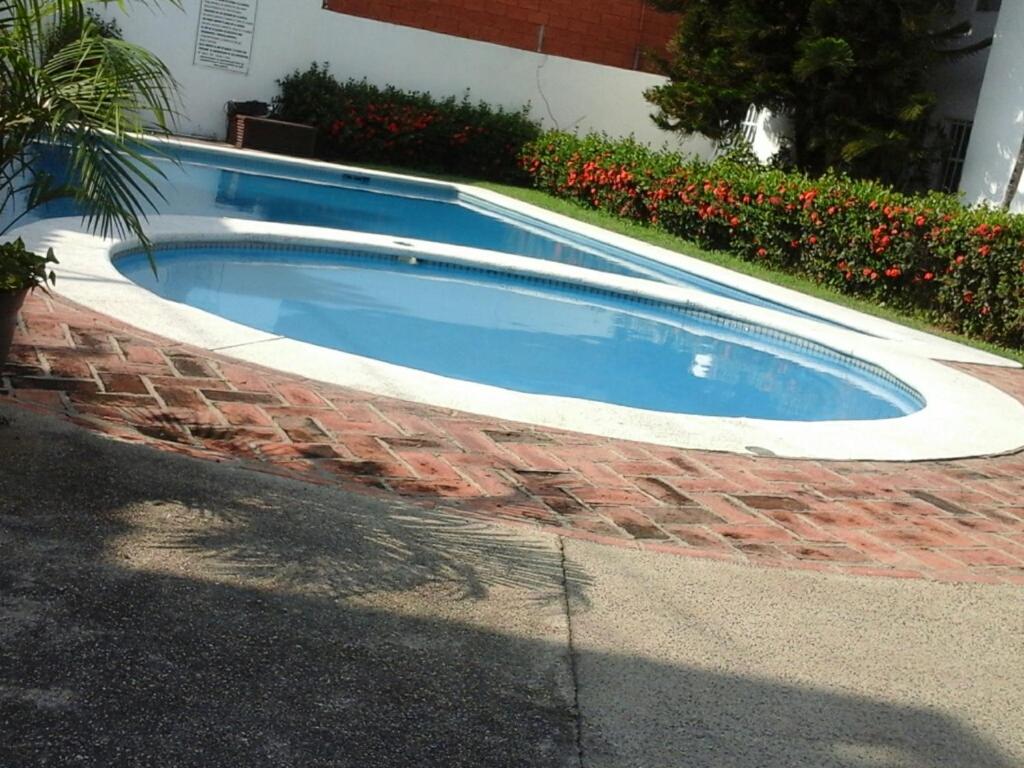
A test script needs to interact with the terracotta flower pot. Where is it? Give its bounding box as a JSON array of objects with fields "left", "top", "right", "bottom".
[{"left": 0, "top": 287, "right": 29, "bottom": 370}]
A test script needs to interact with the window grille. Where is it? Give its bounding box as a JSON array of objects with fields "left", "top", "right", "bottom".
[
  {"left": 939, "top": 120, "right": 972, "bottom": 193},
  {"left": 740, "top": 105, "right": 759, "bottom": 146}
]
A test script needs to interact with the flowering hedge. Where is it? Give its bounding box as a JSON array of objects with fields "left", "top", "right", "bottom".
[
  {"left": 520, "top": 132, "right": 1024, "bottom": 349},
  {"left": 273, "top": 64, "right": 540, "bottom": 182}
]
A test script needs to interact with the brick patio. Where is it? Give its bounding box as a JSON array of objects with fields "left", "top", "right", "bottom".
[{"left": 4, "top": 291, "right": 1024, "bottom": 584}]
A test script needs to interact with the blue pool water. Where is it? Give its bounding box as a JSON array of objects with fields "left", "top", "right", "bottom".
[
  {"left": 23, "top": 143, "right": 857, "bottom": 329},
  {"left": 115, "top": 246, "right": 922, "bottom": 421}
]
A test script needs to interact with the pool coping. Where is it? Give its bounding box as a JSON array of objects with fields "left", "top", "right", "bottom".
[{"left": 13, "top": 212, "right": 1024, "bottom": 462}]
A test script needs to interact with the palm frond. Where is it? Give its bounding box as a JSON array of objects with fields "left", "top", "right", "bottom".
[
  {"left": 929, "top": 20, "right": 973, "bottom": 40},
  {"left": 937, "top": 36, "right": 993, "bottom": 63},
  {"left": 1, "top": 0, "right": 179, "bottom": 249}
]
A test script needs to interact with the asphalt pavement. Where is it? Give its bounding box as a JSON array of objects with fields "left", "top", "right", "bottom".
[{"left": 1, "top": 403, "right": 1020, "bottom": 767}]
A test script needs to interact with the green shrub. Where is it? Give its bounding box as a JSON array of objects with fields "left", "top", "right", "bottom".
[
  {"left": 520, "top": 131, "right": 1024, "bottom": 349},
  {"left": 273, "top": 64, "right": 541, "bottom": 182}
]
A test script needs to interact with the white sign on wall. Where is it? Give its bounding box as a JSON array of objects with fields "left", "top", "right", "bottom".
[{"left": 193, "top": 0, "right": 259, "bottom": 74}]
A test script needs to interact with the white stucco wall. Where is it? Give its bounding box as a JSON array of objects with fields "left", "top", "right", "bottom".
[
  {"left": 959, "top": 0, "right": 1024, "bottom": 211},
  {"left": 930, "top": 1, "right": 999, "bottom": 125},
  {"left": 104, "top": 0, "right": 714, "bottom": 158}
]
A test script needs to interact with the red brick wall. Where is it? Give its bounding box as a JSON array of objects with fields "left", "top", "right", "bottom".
[{"left": 322, "top": 1, "right": 679, "bottom": 71}]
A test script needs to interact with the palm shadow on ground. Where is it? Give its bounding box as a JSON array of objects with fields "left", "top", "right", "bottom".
[{"left": 0, "top": 404, "right": 1015, "bottom": 767}]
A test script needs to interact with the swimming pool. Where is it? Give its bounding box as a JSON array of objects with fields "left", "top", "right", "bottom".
[
  {"left": 11, "top": 137, "right": 1024, "bottom": 459},
  {"left": 27, "top": 143, "right": 857, "bottom": 329},
  {"left": 115, "top": 243, "right": 921, "bottom": 422}
]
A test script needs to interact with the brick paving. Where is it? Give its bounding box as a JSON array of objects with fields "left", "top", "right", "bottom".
[{"left": 4, "top": 291, "right": 1024, "bottom": 585}]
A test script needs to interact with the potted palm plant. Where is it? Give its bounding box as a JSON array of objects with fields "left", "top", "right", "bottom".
[
  {"left": 0, "top": 0, "right": 178, "bottom": 368},
  {"left": 0, "top": 239, "right": 56, "bottom": 365}
]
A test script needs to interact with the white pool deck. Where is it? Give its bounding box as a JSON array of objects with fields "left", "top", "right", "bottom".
[{"left": 13, "top": 138, "right": 1024, "bottom": 461}]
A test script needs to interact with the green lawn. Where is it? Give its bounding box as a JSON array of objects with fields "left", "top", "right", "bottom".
[{"left": 352, "top": 162, "right": 1024, "bottom": 365}]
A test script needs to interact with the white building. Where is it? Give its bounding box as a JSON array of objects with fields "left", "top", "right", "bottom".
[
  {"left": 957, "top": 0, "right": 1024, "bottom": 211},
  {"left": 105, "top": 0, "right": 1021, "bottom": 210}
]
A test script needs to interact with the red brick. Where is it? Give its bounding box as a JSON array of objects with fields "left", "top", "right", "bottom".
[
  {"left": 607, "top": 460, "right": 678, "bottom": 476},
  {"left": 732, "top": 494, "right": 811, "bottom": 512},
  {"left": 390, "top": 478, "right": 480, "bottom": 498},
  {"left": 9, "top": 388, "right": 67, "bottom": 410},
  {"left": 10, "top": 376, "right": 98, "bottom": 393},
  {"left": 385, "top": 410, "right": 450, "bottom": 437},
  {"left": 946, "top": 548, "right": 1024, "bottom": 567},
  {"left": 121, "top": 344, "right": 166, "bottom": 366},
  {"left": 762, "top": 511, "right": 836, "bottom": 542},
  {"left": 168, "top": 355, "right": 217, "bottom": 378},
  {"left": 501, "top": 443, "right": 569, "bottom": 471},
  {"left": 647, "top": 506, "right": 724, "bottom": 526},
  {"left": 871, "top": 525, "right": 970, "bottom": 549},
  {"left": 275, "top": 383, "right": 330, "bottom": 408},
  {"left": 663, "top": 527, "right": 728, "bottom": 548},
  {"left": 272, "top": 415, "right": 330, "bottom": 442},
  {"left": 547, "top": 444, "right": 627, "bottom": 464},
  {"left": 70, "top": 330, "right": 116, "bottom": 352},
  {"left": 538, "top": 492, "right": 592, "bottom": 516},
  {"left": 690, "top": 494, "right": 761, "bottom": 525},
  {"left": 804, "top": 504, "right": 879, "bottom": 529},
  {"left": 733, "top": 542, "right": 791, "bottom": 561},
  {"left": 43, "top": 352, "right": 93, "bottom": 379},
  {"left": 565, "top": 460, "right": 630, "bottom": 488},
  {"left": 149, "top": 406, "right": 226, "bottom": 427},
  {"left": 99, "top": 372, "right": 150, "bottom": 395},
  {"left": 217, "top": 402, "right": 274, "bottom": 427},
  {"left": 909, "top": 548, "right": 972, "bottom": 572},
  {"left": 570, "top": 486, "right": 654, "bottom": 507},
  {"left": 778, "top": 544, "right": 868, "bottom": 564},
  {"left": 650, "top": 476, "right": 745, "bottom": 494},
  {"left": 603, "top": 508, "right": 669, "bottom": 540},
  {"left": 972, "top": 480, "right": 1024, "bottom": 505},
  {"left": 315, "top": 410, "right": 401, "bottom": 439},
  {"left": 216, "top": 363, "right": 271, "bottom": 391},
  {"left": 201, "top": 389, "right": 281, "bottom": 405},
  {"left": 437, "top": 422, "right": 502, "bottom": 455},
  {"left": 712, "top": 525, "right": 797, "bottom": 544},
  {"left": 396, "top": 452, "right": 463, "bottom": 483},
  {"left": 322, "top": 458, "right": 415, "bottom": 480},
  {"left": 452, "top": 464, "right": 514, "bottom": 496},
  {"left": 633, "top": 476, "right": 699, "bottom": 506},
  {"left": 155, "top": 386, "right": 207, "bottom": 409},
  {"left": 70, "top": 392, "right": 159, "bottom": 408},
  {"left": 829, "top": 530, "right": 917, "bottom": 568}
]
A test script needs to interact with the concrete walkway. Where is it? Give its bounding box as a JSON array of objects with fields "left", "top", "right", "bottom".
[
  {"left": 568, "top": 541, "right": 1023, "bottom": 767},
  {"left": 2, "top": 405, "right": 1022, "bottom": 767}
]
